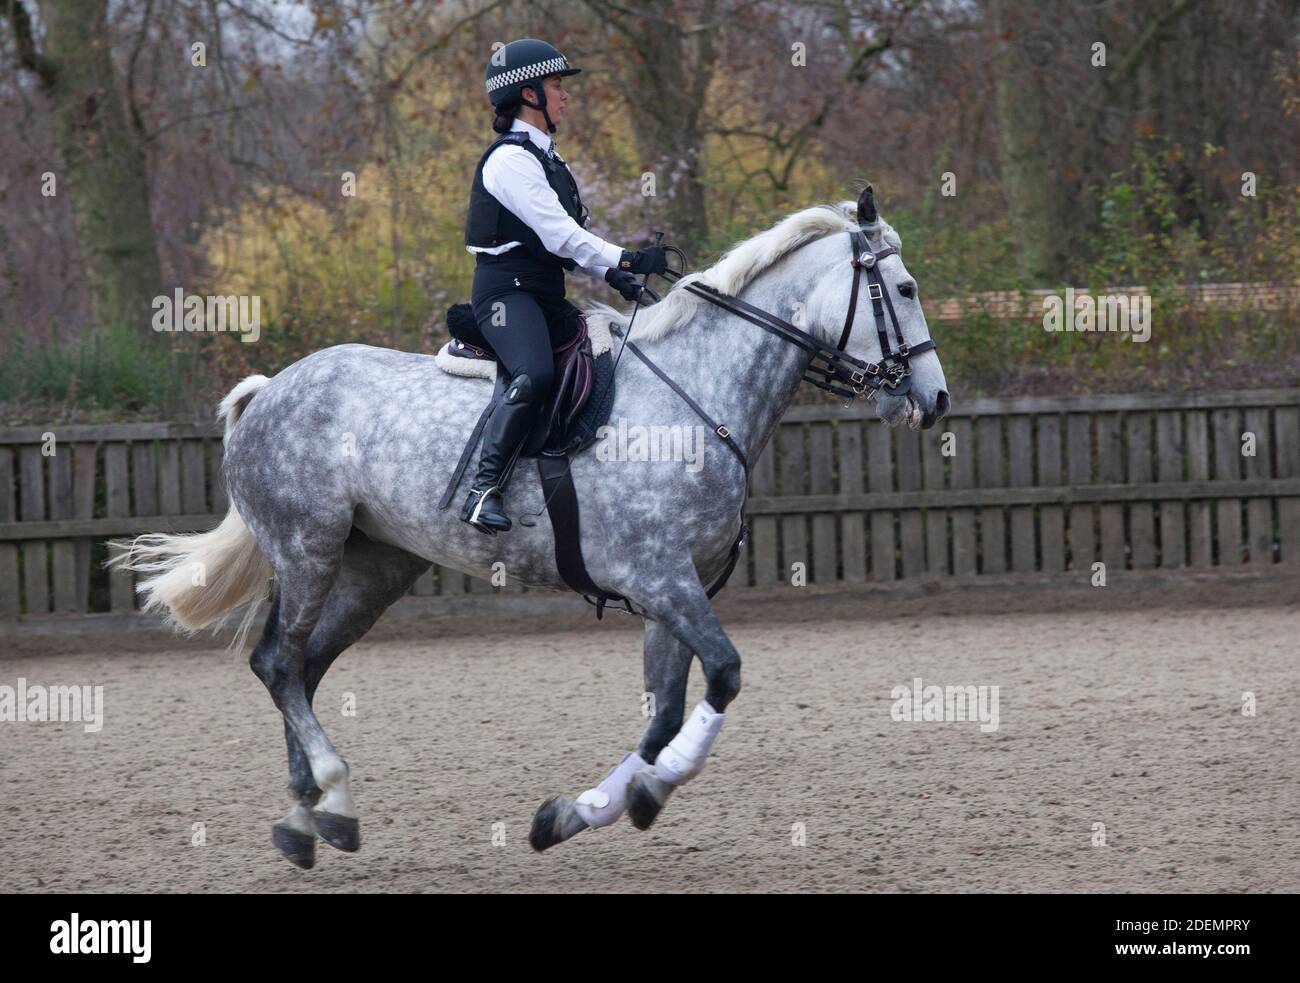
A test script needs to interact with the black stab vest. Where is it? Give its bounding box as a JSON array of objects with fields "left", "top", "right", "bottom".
[{"left": 464, "top": 131, "right": 590, "bottom": 272}]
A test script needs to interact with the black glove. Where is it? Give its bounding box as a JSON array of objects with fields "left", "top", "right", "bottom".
[
  {"left": 617, "top": 246, "right": 668, "bottom": 276},
  {"left": 604, "top": 268, "right": 645, "bottom": 303}
]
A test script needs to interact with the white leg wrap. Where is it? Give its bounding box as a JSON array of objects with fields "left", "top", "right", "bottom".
[
  {"left": 654, "top": 701, "right": 725, "bottom": 786},
  {"left": 574, "top": 751, "right": 647, "bottom": 828}
]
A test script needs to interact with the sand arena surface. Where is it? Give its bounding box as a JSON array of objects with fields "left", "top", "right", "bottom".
[{"left": 2, "top": 578, "right": 1297, "bottom": 893}]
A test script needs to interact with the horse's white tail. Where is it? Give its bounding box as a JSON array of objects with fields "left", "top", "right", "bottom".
[{"left": 109, "top": 374, "right": 273, "bottom": 651}]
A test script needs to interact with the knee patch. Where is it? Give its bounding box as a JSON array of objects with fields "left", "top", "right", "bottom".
[
  {"left": 506, "top": 370, "right": 554, "bottom": 406},
  {"left": 504, "top": 372, "right": 536, "bottom": 405}
]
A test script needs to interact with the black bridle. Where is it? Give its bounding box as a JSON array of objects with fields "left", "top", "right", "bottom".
[
  {"left": 657, "top": 227, "right": 937, "bottom": 402},
  {"left": 595, "top": 226, "right": 939, "bottom": 607}
]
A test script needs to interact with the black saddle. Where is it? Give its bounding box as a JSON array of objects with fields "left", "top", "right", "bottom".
[{"left": 444, "top": 302, "right": 605, "bottom": 455}]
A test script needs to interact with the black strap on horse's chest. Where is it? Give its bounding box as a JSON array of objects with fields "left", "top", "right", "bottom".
[
  {"left": 539, "top": 452, "right": 748, "bottom": 619},
  {"left": 538, "top": 337, "right": 750, "bottom": 619},
  {"left": 536, "top": 454, "right": 630, "bottom": 618}
]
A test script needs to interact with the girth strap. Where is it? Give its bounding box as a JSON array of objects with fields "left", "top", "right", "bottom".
[{"left": 536, "top": 454, "right": 633, "bottom": 620}]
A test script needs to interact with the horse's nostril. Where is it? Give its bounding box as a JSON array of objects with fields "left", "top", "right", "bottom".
[{"left": 921, "top": 391, "right": 951, "bottom": 429}]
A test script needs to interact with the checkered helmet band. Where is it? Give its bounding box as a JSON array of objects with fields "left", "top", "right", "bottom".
[{"left": 486, "top": 55, "right": 573, "bottom": 93}]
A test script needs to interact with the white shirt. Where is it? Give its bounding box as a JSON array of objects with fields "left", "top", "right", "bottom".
[{"left": 466, "top": 118, "right": 624, "bottom": 281}]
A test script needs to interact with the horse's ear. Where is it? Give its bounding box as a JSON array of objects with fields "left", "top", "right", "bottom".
[{"left": 856, "top": 184, "right": 878, "bottom": 226}]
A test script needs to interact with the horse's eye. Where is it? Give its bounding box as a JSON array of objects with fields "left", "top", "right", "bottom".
[{"left": 898, "top": 282, "right": 916, "bottom": 299}]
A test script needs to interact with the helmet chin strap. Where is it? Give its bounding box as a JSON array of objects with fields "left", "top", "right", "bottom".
[{"left": 524, "top": 81, "right": 558, "bottom": 133}]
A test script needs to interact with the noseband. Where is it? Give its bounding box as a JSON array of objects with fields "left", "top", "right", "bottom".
[{"left": 660, "top": 228, "right": 937, "bottom": 401}]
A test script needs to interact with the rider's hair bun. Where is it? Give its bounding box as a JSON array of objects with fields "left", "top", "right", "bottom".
[{"left": 491, "top": 98, "right": 521, "bottom": 134}]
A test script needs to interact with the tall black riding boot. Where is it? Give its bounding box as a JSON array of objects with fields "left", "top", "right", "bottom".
[{"left": 460, "top": 372, "right": 542, "bottom": 534}]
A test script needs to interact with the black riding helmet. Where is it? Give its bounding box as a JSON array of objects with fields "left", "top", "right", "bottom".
[{"left": 485, "top": 38, "right": 581, "bottom": 134}]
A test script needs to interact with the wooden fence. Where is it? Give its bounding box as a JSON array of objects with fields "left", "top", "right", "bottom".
[{"left": 1, "top": 388, "right": 1298, "bottom": 617}]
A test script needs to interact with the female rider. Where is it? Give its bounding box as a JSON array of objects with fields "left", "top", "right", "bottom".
[{"left": 461, "top": 38, "right": 667, "bottom": 534}]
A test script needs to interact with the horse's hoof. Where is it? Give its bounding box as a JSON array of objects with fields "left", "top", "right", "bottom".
[
  {"left": 272, "top": 822, "right": 316, "bottom": 869},
  {"left": 529, "top": 794, "right": 588, "bottom": 852},
  {"left": 627, "top": 767, "right": 673, "bottom": 831},
  {"left": 314, "top": 811, "right": 361, "bottom": 852}
]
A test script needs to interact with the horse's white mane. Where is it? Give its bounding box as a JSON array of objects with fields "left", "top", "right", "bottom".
[{"left": 585, "top": 199, "right": 903, "bottom": 342}]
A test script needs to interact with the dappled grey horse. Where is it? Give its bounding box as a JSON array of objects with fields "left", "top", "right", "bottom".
[{"left": 115, "top": 188, "right": 949, "bottom": 867}]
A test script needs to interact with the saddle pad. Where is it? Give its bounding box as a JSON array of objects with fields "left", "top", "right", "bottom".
[{"left": 435, "top": 341, "right": 498, "bottom": 380}]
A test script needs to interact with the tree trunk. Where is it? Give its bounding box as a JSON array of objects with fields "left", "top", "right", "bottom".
[
  {"left": 33, "top": 0, "right": 162, "bottom": 329},
  {"left": 990, "top": 0, "right": 1061, "bottom": 283},
  {"left": 618, "top": 0, "right": 714, "bottom": 251}
]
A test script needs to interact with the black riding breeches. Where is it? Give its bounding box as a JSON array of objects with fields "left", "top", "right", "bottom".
[{"left": 470, "top": 290, "right": 579, "bottom": 402}]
